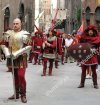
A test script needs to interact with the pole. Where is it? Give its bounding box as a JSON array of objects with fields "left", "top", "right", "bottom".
[
  {"left": 68, "top": 0, "right": 71, "bottom": 34},
  {"left": 10, "top": 47, "right": 16, "bottom": 101},
  {"left": 0, "top": 0, "right": 2, "bottom": 36}
]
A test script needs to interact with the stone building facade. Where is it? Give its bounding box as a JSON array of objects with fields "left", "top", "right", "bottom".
[
  {"left": 65, "top": 0, "right": 82, "bottom": 33},
  {"left": 0, "top": 0, "right": 35, "bottom": 36},
  {"left": 40, "top": 0, "right": 51, "bottom": 31},
  {"left": 82, "top": 0, "right": 100, "bottom": 31},
  {"left": 57, "top": 0, "right": 81, "bottom": 34}
]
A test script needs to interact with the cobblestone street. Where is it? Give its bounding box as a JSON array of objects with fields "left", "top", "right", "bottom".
[{"left": 0, "top": 61, "right": 100, "bottom": 105}]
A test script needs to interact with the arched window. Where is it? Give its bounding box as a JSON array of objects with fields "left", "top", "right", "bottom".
[
  {"left": 95, "top": 7, "right": 100, "bottom": 22},
  {"left": 85, "top": 7, "right": 91, "bottom": 26},
  {"left": 18, "top": 3, "right": 25, "bottom": 29},
  {"left": 4, "top": 7, "right": 10, "bottom": 31},
  {"left": 18, "top": 3, "right": 24, "bottom": 22},
  {"left": 95, "top": 7, "right": 100, "bottom": 32}
]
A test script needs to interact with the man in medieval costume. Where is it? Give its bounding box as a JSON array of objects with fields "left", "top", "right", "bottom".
[
  {"left": 78, "top": 25, "right": 100, "bottom": 89},
  {"left": 41, "top": 29, "right": 57, "bottom": 76},
  {"left": 55, "top": 32, "right": 65, "bottom": 68},
  {"left": 65, "top": 34, "right": 74, "bottom": 63},
  {"left": 2, "top": 18, "right": 31, "bottom": 103},
  {"left": 32, "top": 31, "right": 43, "bottom": 65}
]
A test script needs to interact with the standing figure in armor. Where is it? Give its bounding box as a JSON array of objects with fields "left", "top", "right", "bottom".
[
  {"left": 32, "top": 31, "right": 43, "bottom": 65},
  {"left": 3, "top": 18, "right": 30, "bottom": 103},
  {"left": 41, "top": 30, "right": 57, "bottom": 76},
  {"left": 78, "top": 25, "right": 100, "bottom": 89}
]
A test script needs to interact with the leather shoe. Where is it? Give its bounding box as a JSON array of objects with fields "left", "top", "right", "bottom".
[
  {"left": 78, "top": 84, "right": 84, "bottom": 88},
  {"left": 6, "top": 68, "right": 12, "bottom": 72},
  {"left": 8, "top": 95, "right": 19, "bottom": 100},
  {"left": 62, "top": 62, "right": 64, "bottom": 65},
  {"left": 41, "top": 74, "right": 46, "bottom": 76},
  {"left": 94, "top": 85, "right": 99, "bottom": 89},
  {"left": 48, "top": 73, "right": 52, "bottom": 76},
  {"left": 21, "top": 96, "right": 27, "bottom": 103}
]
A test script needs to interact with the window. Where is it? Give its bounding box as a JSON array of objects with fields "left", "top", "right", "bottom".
[
  {"left": 4, "top": 7, "right": 10, "bottom": 31},
  {"left": 95, "top": 7, "right": 100, "bottom": 22},
  {"left": 86, "top": 7, "right": 91, "bottom": 21}
]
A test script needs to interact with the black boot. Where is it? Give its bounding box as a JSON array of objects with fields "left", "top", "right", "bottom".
[
  {"left": 41, "top": 69, "right": 46, "bottom": 76},
  {"left": 78, "top": 73, "right": 86, "bottom": 88},
  {"left": 92, "top": 69, "right": 99, "bottom": 89},
  {"left": 41, "top": 61, "right": 47, "bottom": 76},
  {"left": 55, "top": 61, "right": 58, "bottom": 68},
  {"left": 92, "top": 76, "right": 99, "bottom": 89},
  {"left": 48, "top": 61, "right": 53, "bottom": 76},
  {"left": 78, "top": 66, "right": 87, "bottom": 88},
  {"left": 48, "top": 68, "right": 53, "bottom": 76},
  {"left": 94, "top": 85, "right": 99, "bottom": 89}
]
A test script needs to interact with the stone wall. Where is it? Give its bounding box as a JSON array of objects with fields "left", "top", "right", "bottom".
[{"left": 0, "top": 0, "right": 35, "bottom": 36}]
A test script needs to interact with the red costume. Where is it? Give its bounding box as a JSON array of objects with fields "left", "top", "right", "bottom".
[
  {"left": 28, "top": 35, "right": 35, "bottom": 63},
  {"left": 42, "top": 30, "right": 57, "bottom": 76},
  {"left": 1, "top": 30, "right": 30, "bottom": 103},
  {"left": 55, "top": 32, "right": 65, "bottom": 67},
  {"left": 32, "top": 32, "right": 43, "bottom": 65},
  {"left": 78, "top": 25, "right": 100, "bottom": 89}
]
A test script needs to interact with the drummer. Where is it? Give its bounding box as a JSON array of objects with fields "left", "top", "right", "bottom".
[{"left": 78, "top": 25, "right": 100, "bottom": 89}]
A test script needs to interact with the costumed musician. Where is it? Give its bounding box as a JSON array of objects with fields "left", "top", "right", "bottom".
[
  {"left": 78, "top": 25, "right": 100, "bottom": 89},
  {"left": 41, "top": 29, "right": 57, "bottom": 76},
  {"left": 32, "top": 31, "right": 43, "bottom": 65}
]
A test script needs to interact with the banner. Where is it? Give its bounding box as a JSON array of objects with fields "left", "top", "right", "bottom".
[
  {"left": 35, "top": 11, "right": 44, "bottom": 22},
  {"left": 52, "top": 9, "right": 67, "bottom": 20},
  {"left": 77, "top": 21, "right": 84, "bottom": 36},
  {"left": 54, "top": 19, "right": 66, "bottom": 29},
  {"left": 50, "top": 9, "right": 58, "bottom": 30}
]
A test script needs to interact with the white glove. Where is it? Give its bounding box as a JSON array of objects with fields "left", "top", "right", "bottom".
[{"left": 90, "top": 48, "right": 96, "bottom": 54}]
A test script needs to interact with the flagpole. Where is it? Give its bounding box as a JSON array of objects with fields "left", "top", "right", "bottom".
[{"left": 81, "top": 0, "right": 85, "bottom": 30}]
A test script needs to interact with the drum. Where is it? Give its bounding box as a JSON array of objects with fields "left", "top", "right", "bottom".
[{"left": 68, "top": 43, "right": 92, "bottom": 61}]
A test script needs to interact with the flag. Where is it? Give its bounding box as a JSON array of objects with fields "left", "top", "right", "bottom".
[
  {"left": 35, "top": 14, "right": 39, "bottom": 21},
  {"left": 35, "top": 11, "right": 44, "bottom": 22},
  {"left": 54, "top": 19, "right": 66, "bottom": 29},
  {"left": 39, "top": 11, "right": 44, "bottom": 19},
  {"left": 34, "top": 11, "right": 44, "bottom": 32},
  {"left": 77, "top": 21, "right": 84, "bottom": 36},
  {"left": 50, "top": 9, "right": 58, "bottom": 30}
]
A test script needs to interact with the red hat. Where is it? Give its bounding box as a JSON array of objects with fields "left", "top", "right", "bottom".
[
  {"left": 35, "top": 31, "right": 39, "bottom": 35},
  {"left": 56, "top": 31, "right": 63, "bottom": 37},
  {"left": 35, "top": 31, "right": 43, "bottom": 36},
  {"left": 83, "top": 25, "right": 98, "bottom": 36}
]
